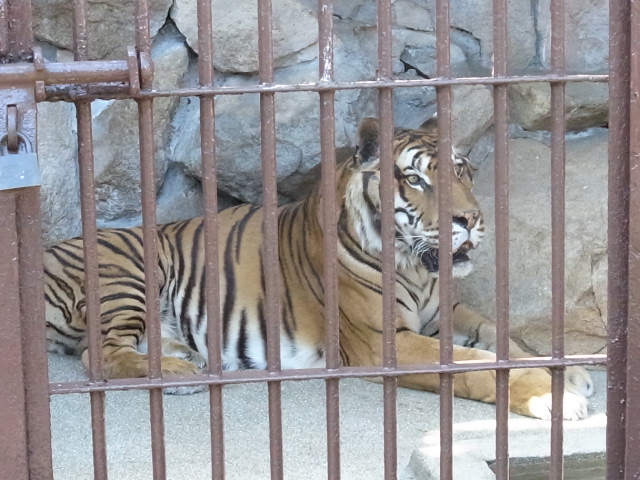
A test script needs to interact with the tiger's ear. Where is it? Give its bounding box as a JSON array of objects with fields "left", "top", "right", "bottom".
[
  {"left": 355, "top": 117, "right": 380, "bottom": 164},
  {"left": 418, "top": 113, "right": 438, "bottom": 135}
]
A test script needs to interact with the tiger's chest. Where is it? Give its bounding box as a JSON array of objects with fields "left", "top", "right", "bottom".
[{"left": 396, "top": 269, "right": 441, "bottom": 336}]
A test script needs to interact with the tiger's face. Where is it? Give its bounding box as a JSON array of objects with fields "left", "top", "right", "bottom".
[{"left": 345, "top": 116, "right": 484, "bottom": 277}]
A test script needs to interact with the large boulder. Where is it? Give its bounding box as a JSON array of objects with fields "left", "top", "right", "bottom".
[
  {"left": 32, "top": 0, "right": 172, "bottom": 59},
  {"left": 91, "top": 25, "right": 189, "bottom": 222},
  {"left": 509, "top": 82, "right": 609, "bottom": 132},
  {"left": 537, "top": 0, "right": 609, "bottom": 73},
  {"left": 170, "top": 0, "right": 319, "bottom": 73},
  {"left": 38, "top": 101, "right": 82, "bottom": 248},
  {"left": 169, "top": 22, "right": 377, "bottom": 204},
  {"left": 458, "top": 129, "right": 608, "bottom": 356}
]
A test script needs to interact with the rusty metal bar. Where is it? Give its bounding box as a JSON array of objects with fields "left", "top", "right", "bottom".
[
  {"left": 39, "top": 73, "right": 610, "bottom": 103},
  {"left": 0, "top": 195, "right": 29, "bottom": 480},
  {"left": 376, "top": 0, "right": 398, "bottom": 478},
  {"left": 0, "top": 61, "right": 132, "bottom": 86},
  {"left": 196, "top": 0, "right": 225, "bottom": 477},
  {"left": 607, "top": 0, "right": 631, "bottom": 477},
  {"left": 0, "top": 1, "right": 7, "bottom": 56},
  {"left": 257, "top": 2, "right": 284, "bottom": 478},
  {"left": 49, "top": 355, "right": 606, "bottom": 395},
  {"left": 134, "top": 0, "right": 167, "bottom": 478},
  {"left": 549, "top": 0, "right": 567, "bottom": 477},
  {"left": 0, "top": 0, "right": 32, "bottom": 59},
  {"left": 15, "top": 189, "right": 55, "bottom": 480},
  {"left": 492, "top": 0, "right": 510, "bottom": 477},
  {"left": 435, "top": 1, "right": 454, "bottom": 478},
  {"left": 626, "top": 0, "right": 640, "bottom": 476},
  {"left": 318, "top": 1, "right": 341, "bottom": 479},
  {"left": 71, "top": 0, "right": 109, "bottom": 477},
  {"left": 76, "top": 101, "right": 109, "bottom": 480}
]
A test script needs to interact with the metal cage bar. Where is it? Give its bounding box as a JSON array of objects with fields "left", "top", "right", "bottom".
[
  {"left": 492, "top": 0, "right": 510, "bottom": 477},
  {"left": 549, "top": 0, "right": 567, "bottom": 477},
  {"left": 72, "top": 0, "right": 109, "bottom": 477},
  {"left": 606, "top": 0, "right": 632, "bottom": 477},
  {"left": 134, "top": 0, "right": 168, "bottom": 478},
  {"left": 435, "top": 0, "right": 454, "bottom": 478},
  {"left": 195, "top": 0, "right": 225, "bottom": 478},
  {"left": 376, "top": 0, "right": 399, "bottom": 478},
  {"left": 625, "top": 0, "right": 640, "bottom": 476},
  {"left": 257, "top": 2, "right": 285, "bottom": 478},
  {"left": 317, "top": 1, "right": 341, "bottom": 479}
]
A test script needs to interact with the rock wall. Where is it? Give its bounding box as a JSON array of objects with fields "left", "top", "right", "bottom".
[{"left": 33, "top": 0, "right": 609, "bottom": 355}]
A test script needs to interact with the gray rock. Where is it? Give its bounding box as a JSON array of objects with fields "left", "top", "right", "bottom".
[
  {"left": 32, "top": 0, "right": 172, "bottom": 59},
  {"left": 170, "top": 0, "right": 319, "bottom": 73},
  {"left": 91, "top": 25, "right": 189, "bottom": 221},
  {"left": 38, "top": 101, "right": 82, "bottom": 248},
  {"left": 537, "top": 0, "right": 609, "bottom": 73},
  {"left": 408, "top": 0, "right": 538, "bottom": 71},
  {"left": 451, "top": 85, "right": 494, "bottom": 154},
  {"left": 394, "top": 0, "right": 435, "bottom": 32},
  {"left": 509, "top": 81, "right": 609, "bottom": 132},
  {"left": 169, "top": 24, "right": 376, "bottom": 203},
  {"left": 458, "top": 129, "right": 608, "bottom": 356}
]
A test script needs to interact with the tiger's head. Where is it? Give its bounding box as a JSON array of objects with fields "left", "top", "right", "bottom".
[{"left": 343, "top": 116, "right": 484, "bottom": 278}]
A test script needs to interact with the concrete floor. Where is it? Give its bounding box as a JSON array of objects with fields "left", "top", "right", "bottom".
[{"left": 48, "top": 355, "right": 607, "bottom": 480}]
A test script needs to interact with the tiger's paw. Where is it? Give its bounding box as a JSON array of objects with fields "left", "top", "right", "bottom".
[
  {"left": 161, "top": 356, "right": 207, "bottom": 396},
  {"left": 565, "top": 366, "right": 594, "bottom": 398},
  {"left": 527, "top": 391, "right": 589, "bottom": 421}
]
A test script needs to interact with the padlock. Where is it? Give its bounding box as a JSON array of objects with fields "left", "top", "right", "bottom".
[{"left": 0, "top": 132, "right": 41, "bottom": 191}]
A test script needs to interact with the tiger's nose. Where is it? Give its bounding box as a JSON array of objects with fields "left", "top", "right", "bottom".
[{"left": 453, "top": 209, "right": 480, "bottom": 230}]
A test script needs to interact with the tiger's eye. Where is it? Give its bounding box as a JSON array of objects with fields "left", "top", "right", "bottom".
[{"left": 406, "top": 174, "right": 420, "bottom": 184}]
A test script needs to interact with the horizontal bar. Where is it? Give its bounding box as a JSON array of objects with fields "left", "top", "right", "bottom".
[
  {"left": 0, "top": 60, "right": 130, "bottom": 86},
  {"left": 41, "top": 73, "right": 609, "bottom": 102},
  {"left": 49, "top": 356, "right": 606, "bottom": 395}
]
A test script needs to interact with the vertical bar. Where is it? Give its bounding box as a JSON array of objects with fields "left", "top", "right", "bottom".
[
  {"left": 72, "top": 0, "right": 109, "bottom": 478},
  {"left": 2, "top": 0, "right": 33, "bottom": 55},
  {"left": 16, "top": 190, "right": 55, "bottom": 480},
  {"left": 549, "top": 0, "right": 566, "bottom": 478},
  {"left": 135, "top": 0, "right": 167, "bottom": 478},
  {"left": 0, "top": 196, "right": 29, "bottom": 480},
  {"left": 625, "top": 1, "right": 640, "bottom": 477},
  {"left": 607, "top": 0, "right": 631, "bottom": 478},
  {"left": 3, "top": 0, "right": 57, "bottom": 476},
  {"left": 196, "top": 0, "right": 225, "bottom": 478},
  {"left": 77, "top": 102, "right": 109, "bottom": 480},
  {"left": 492, "top": 0, "right": 510, "bottom": 477},
  {"left": 318, "top": 1, "right": 341, "bottom": 479},
  {"left": 435, "top": 1, "right": 454, "bottom": 479},
  {"left": 376, "top": 0, "right": 397, "bottom": 479},
  {"left": 0, "top": 0, "right": 7, "bottom": 56},
  {"left": 257, "top": 2, "right": 284, "bottom": 478}
]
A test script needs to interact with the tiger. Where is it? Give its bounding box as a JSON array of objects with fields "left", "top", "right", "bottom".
[{"left": 45, "top": 115, "right": 594, "bottom": 420}]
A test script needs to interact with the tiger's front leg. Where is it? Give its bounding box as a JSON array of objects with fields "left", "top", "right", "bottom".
[
  {"left": 388, "top": 330, "right": 589, "bottom": 420},
  {"left": 450, "top": 303, "right": 594, "bottom": 400}
]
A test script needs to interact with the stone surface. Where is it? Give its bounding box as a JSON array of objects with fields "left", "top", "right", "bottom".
[
  {"left": 170, "top": 0, "right": 319, "bottom": 73},
  {"left": 537, "top": 0, "right": 609, "bottom": 73},
  {"left": 38, "top": 101, "right": 82, "bottom": 248},
  {"left": 32, "top": 0, "right": 172, "bottom": 59},
  {"left": 91, "top": 25, "right": 189, "bottom": 222},
  {"left": 408, "top": 0, "right": 538, "bottom": 71},
  {"left": 169, "top": 23, "right": 376, "bottom": 203},
  {"left": 458, "top": 129, "right": 608, "bottom": 356},
  {"left": 509, "top": 82, "right": 609, "bottom": 131}
]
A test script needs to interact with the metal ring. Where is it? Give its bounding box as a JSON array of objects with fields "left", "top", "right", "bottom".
[{"left": 0, "top": 132, "right": 33, "bottom": 155}]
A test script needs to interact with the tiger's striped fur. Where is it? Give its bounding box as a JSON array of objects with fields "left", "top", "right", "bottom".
[{"left": 45, "top": 116, "right": 594, "bottom": 418}]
